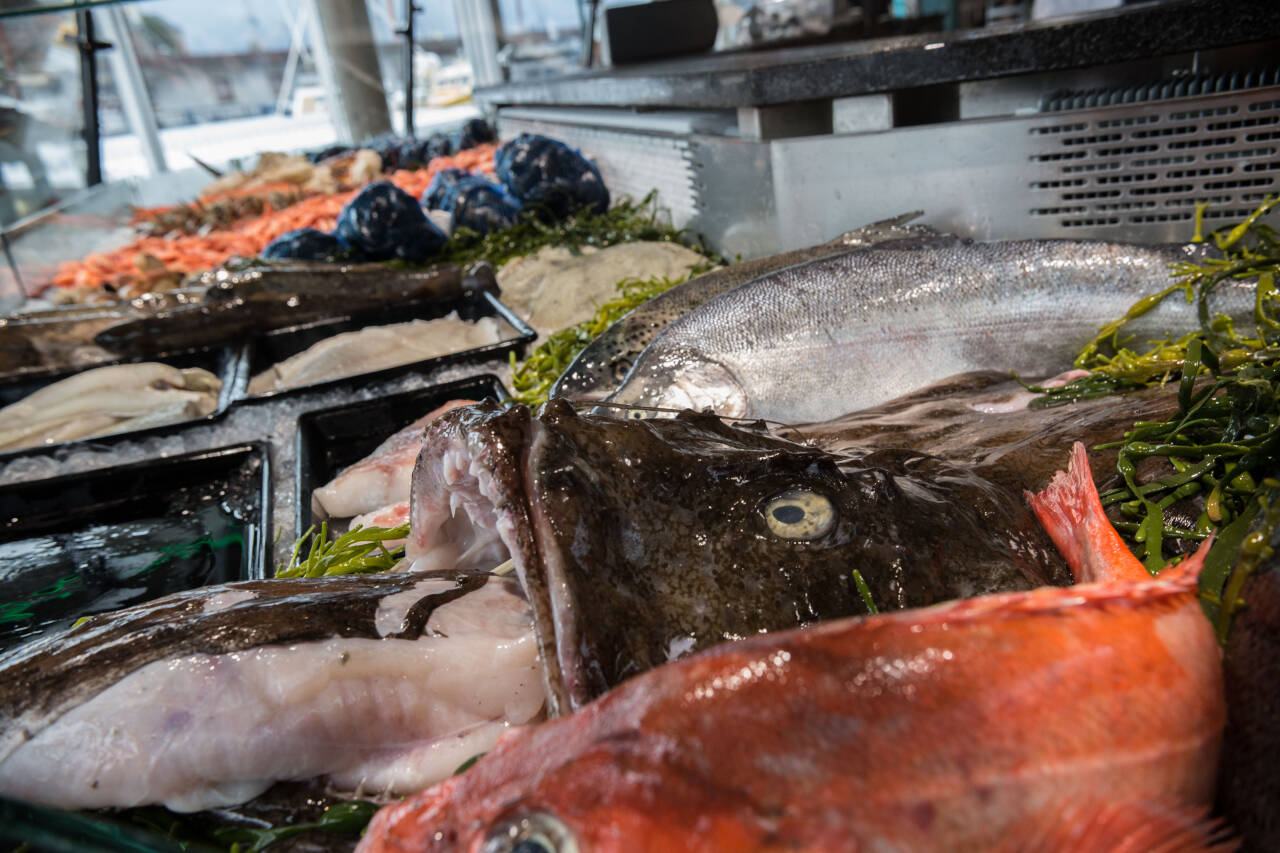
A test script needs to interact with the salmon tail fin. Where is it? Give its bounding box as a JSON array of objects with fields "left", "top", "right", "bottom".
[
  {"left": 1025, "top": 442, "right": 1150, "bottom": 584},
  {"left": 997, "top": 801, "right": 1238, "bottom": 853}
]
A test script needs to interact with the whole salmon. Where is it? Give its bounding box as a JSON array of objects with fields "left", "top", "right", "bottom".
[
  {"left": 361, "top": 448, "right": 1227, "bottom": 853},
  {"left": 549, "top": 213, "right": 947, "bottom": 402},
  {"left": 603, "top": 239, "right": 1251, "bottom": 423}
]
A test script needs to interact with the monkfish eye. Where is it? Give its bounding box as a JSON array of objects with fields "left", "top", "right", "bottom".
[
  {"left": 625, "top": 408, "right": 655, "bottom": 421},
  {"left": 481, "top": 811, "right": 578, "bottom": 853},
  {"left": 760, "top": 489, "right": 836, "bottom": 540}
]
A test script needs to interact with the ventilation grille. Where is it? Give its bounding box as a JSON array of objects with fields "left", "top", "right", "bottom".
[
  {"left": 1041, "top": 69, "right": 1280, "bottom": 113},
  {"left": 1028, "top": 93, "right": 1280, "bottom": 230}
]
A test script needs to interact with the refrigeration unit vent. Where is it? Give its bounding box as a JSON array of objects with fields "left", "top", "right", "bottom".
[
  {"left": 1040, "top": 68, "right": 1280, "bottom": 113},
  {"left": 1028, "top": 91, "right": 1280, "bottom": 230}
]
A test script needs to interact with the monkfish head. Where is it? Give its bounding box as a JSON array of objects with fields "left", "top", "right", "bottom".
[{"left": 408, "top": 399, "right": 1069, "bottom": 714}]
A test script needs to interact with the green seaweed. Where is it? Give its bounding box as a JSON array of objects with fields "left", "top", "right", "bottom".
[
  {"left": 508, "top": 268, "right": 714, "bottom": 407},
  {"left": 276, "top": 522, "right": 409, "bottom": 577},
  {"left": 1027, "top": 197, "right": 1280, "bottom": 636},
  {"left": 438, "top": 191, "right": 719, "bottom": 270}
]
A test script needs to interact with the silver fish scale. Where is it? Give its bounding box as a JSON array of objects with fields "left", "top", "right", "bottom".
[{"left": 605, "top": 240, "right": 1253, "bottom": 424}]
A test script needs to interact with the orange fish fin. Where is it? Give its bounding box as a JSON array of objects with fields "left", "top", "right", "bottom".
[
  {"left": 1025, "top": 442, "right": 1150, "bottom": 584},
  {"left": 996, "top": 801, "right": 1238, "bottom": 853}
]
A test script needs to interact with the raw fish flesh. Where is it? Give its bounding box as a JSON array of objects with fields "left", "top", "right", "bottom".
[
  {"left": 360, "top": 448, "right": 1225, "bottom": 853},
  {"left": 0, "top": 572, "right": 542, "bottom": 811},
  {"left": 249, "top": 315, "right": 504, "bottom": 394},
  {"left": 604, "top": 239, "right": 1254, "bottom": 422},
  {"left": 0, "top": 362, "right": 221, "bottom": 451},
  {"left": 313, "top": 399, "right": 476, "bottom": 519}
]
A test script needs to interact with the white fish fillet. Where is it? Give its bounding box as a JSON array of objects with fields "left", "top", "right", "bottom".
[
  {"left": 313, "top": 399, "right": 476, "bottom": 519},
  {"left": 249, "top": 314, "right": 504, "bottom": 394},
  {"left": 0, "top": 577, "right": 542, "bottom": 812},
  {"left": 0, "top": 363, "right": 220, "bottom": 451}
]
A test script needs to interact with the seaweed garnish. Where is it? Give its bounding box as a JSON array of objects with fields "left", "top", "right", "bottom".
[
  {"left": 1023, "top": 198, "right": 1280, "bottom": 636},
  {"left": 508, "top": 268, "right": 715, "bottom": 407}
]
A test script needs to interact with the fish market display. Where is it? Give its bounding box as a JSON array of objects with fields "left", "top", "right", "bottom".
[
  {"left": 313, "top": 399, "right": 476, "bottom": 520},
  {"left": 248, "top": 314, "right": 505, "bottom": 394},
  {"left": 43, "top": 145, "right": 498, "bottom": 303},
  {"left": 496, "top": 242, "right": 709, "bottom": 335},
  {"left": 0, "top": 571, "right": 542, "bottom": 811},
  {"left": 0, "top": 363, "right": 220, "bottom": 452},
  {"left": 360, "top": 448, "right": 1224, "bottom": 852},
  {"left": 604, "top": 239, "right": 1253, "bottom": 422},
  {"left": 409, "top": 399, "right": 1071, "bottom": 712},
  {"left": 551, "top": 212, "right": 945, "bottom": 401}
]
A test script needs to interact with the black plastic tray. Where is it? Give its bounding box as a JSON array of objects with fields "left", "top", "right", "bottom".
[
  {"left": 238, "top": 290, "right": 533, "bottom": 401},
  {"left": 294, "top": 374, "right": 508, "bottom": 536},
  {"left": 0, "top": 442, "right": 271, "bottom": 651},
  {"left": 0, "top": 344, "right": 244, "bottom": 462}
]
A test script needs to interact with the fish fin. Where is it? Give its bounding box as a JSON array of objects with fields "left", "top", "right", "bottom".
[
  {"left": 833, "top": 211, "right": 967, "bottom": 251},
  {"left": 1025, "top": 442, "right": 1150, "bottom": 583},
  {"left": 996, "top": 801, "right": 1237, "bottom": 853}
]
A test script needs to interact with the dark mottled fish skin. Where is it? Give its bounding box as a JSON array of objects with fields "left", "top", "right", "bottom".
[
  {"left": 414, "top": 399, "right": 1070, "bottom": 713},
  {"left": 93, "top": 262, "right": 491, "bottom": 355},
  {"left": 776, "top": 371, "right": 1185, "bottom": 494},
  {"left": 604, "top": 239, "right": 1251, "bottom": 423},
  {"left": 0, "top": 571, "right": 486, "bottom": 764},
  {"left": 549, "top": 213, "right": 949, "bottom": 402},
  {"left": 1219, "top": 557, "right": 1280, "bottom": 852}
]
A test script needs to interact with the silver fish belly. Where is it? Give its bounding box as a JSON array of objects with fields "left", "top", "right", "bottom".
[{"left": 603, "top": 240, "right": 1250, "bottom": 423}]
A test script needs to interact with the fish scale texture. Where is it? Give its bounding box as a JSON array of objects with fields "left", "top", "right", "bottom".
[{"left": 608, "top": 240, "right": 1250, "bottom": 423}]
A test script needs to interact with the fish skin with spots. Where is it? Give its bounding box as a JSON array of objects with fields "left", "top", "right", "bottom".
[{"left": 410, "top": 398, "right": 1070, "bottom": 714}]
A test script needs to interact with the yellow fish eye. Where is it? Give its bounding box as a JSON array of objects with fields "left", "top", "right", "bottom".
[
  {"left": 760, "top": 489, "right": 836, "bottom": 540},
  {"left": 481, "top": 811, "right": 578, "bottom": 853},
  {"left": 626, "top": 408, "right": 655, "bottom": 421}
]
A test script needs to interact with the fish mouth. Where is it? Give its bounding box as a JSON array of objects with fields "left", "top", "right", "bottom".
[{"left": 407, "top": 401, "right": 576, "bottom": 715}]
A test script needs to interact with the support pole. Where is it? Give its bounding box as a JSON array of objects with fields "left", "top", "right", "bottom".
[
  {"left": 396, "top": 0, "right": 419, "bottom": 136},
  {"left": 308, "top": 0, "right": 392, "bottom": 144},
  {"left": 98, "top": 5, "right": 167, "bottom": 175},
  {"left": 75, "top": 9, "right": 109, "bottom": 186},
  {"left": 453, "top": 0, "right": 502, "bottom": 87}
]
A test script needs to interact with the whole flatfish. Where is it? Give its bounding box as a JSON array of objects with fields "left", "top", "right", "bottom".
[{"left": 409, "top": 399, "right": 1071, "bottom": 714}]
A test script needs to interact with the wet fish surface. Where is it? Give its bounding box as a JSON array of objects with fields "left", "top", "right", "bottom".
[
  {"left": 603, "top": 239, "right": 1252, "bottom": 422},
  {"left": 409, "top": 399, "right": 1070, "bottom": 714},
  {"left": 0, "top": 571, "right": 543, "bottom": 811},
  {"left": 361, "top": 453, "right": 1224, "bottom": 852},
  {"left": 550, "top": 213, "right": 948, "bottom": 402},
  {"left": 94, "top": 262, "right": 495, "bottom": 356}
]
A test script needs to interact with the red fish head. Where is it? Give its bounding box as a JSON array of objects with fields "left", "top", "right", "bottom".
[{"left": 362, "top": 730, "right": 778, "bottom": 853}]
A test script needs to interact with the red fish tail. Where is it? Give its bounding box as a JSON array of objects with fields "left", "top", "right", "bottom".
[
  {"left": 1025, "top": 442, "right": 1150, "bottom": 583},
  {"left": 996, "top": 800, "right": 1238, "bottom": 853}
]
